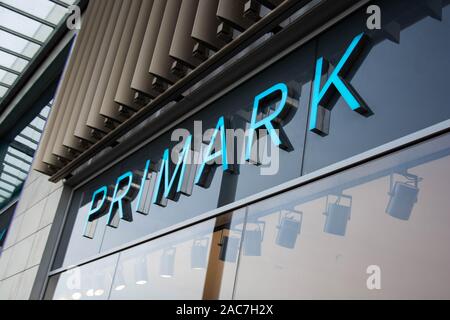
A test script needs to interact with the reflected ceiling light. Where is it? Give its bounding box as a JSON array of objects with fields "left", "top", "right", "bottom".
[
  {"left": 134, "top": 256, "right": 149, "bottom": 285},
  {"left": 86, "top": 289, "right": 95, "bottom": 297},
  {"left": 84, "top": 275, "right": 95, "bottom": 297},
  {"left": 276, "top": 210, "right": 302, "bottom": 249},
  {"left": 160, "top": 247, "right": 176, "bottom": 278},
  {"left": 94, "top": 289, "right": 105, "bottom": 296},
  {"left": 114, "top": 265, "right": 127, "bottom": 291},
  {"left": 219, "top": 232, "right": 240, "bottom": 263},
  {"left": 386, "top": 172, "right": 421, "bottom": 221},
  {"left": 191, "top": 238, "right": 209, "bottom": 270},
  {"left": 71, "top": 292, "right": 82, "bottom": 300},
  {"left": 323, "top": 194, "right": 352, "bottom": 236},
  {"left": 93, "top": 274, "right": 106, "bottom": 296},
  {"left": 243, "top": 221, "right": 265, "bottom": 256}
]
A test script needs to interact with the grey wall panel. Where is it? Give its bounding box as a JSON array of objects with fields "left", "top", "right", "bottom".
[
  {"left": 42, "top": 0, "right": 105, "bottom": 167},
  {"left": 191, "top": 0, "right": 228, "bottom": 51},
  {"left": 99, "top": 0, "right": 143, "bottom": 123},
  {"left": 85, "top": 0, "right": 133, "bottom": 134},
  {"left": 169, "top": 0, "right": 203, "bottom": 69},
  {"left": 130, "top": 0, "right": 166, "bottom": 98},
  {"left": 149, "top": 0, "right": 182, "bottom": 84},
  {"left": 217, "top": 0, "right": 254, "bottom": 31},
  {"left": 114, "top": 0, "right": 154, "bottom": 111},
  {"left": 33, "top": 0, "right": 98, "bottom": 174}
]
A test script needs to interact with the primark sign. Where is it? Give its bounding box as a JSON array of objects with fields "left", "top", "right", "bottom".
[{"left": 83, "top": 33, "right": 372, "bottom": 239}]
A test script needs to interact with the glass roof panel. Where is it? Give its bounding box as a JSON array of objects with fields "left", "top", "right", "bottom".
[
  {"left": 0, "top": 7, "right": 53, "bottom": 42},
  {"left": 0, "top": 51, "right": 28, "bottom": 72},
  {"left": 0, "top": 0, "right": 80, "bottom": 106},
  {"left": 2, "top": 0, "right": 67, "bottom": 25}
]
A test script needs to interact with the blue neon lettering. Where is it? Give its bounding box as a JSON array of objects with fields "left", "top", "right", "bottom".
[
  {"left": 309, "top": 32, "right": 369, "bottom": 134},
  {"left": 152, "top": 135, "right": 192, "bottom": 206},
  {"left": 107, "top": 171, "right": 134, "bottom": 226},
  {"left": 195, "top": 116, "right": 230, "bottom": 186},
  {"left": 245, "top": 83, "right": 290, "bottom": 161},
  {"left": 83, "top": 185, "right": 107, "bottom": 237}
]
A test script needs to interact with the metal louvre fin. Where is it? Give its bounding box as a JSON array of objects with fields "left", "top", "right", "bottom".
[
  {"left": 149, "top": 0, "right": 182, "bottom": 85},
  {"left": 67, "top": 0, "right": 125, "bottom": 146},
  {"left": 114, "top": 0, "right": 154, "bottom": 111},
  {"left": 130, "top": 0, "right": 166, "bottom": 99},
  {"left": 40, "top": 0, "right": 103, "bottom": 169},
  {"left": 217, "top": 0, "right": 257, "bottom": 31},
  {"left": 98, "top": 0, "right": 143, "bottom": 124},
  {"left": 61, "top": 0, "right": 118, "bottom": 152},
  {"left": 192, "top": 0, "right": 228, "bottom": 51},
  {"left": 84, "top": 0, "right": 134, "bottom": 135},
  {"left": 169, "top": 0, "right": 204, "bottom": 70}
]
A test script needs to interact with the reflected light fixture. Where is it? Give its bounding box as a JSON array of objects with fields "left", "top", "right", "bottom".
[
  {"left": 219, "top": 231, "right": 240, "bottom": 263},
  {"left": 160, "top": 247, "right": 176, "bottom": 278},
  {"left": 191, "top": 238, "right": 209, "bottom": 270},
  {"left": 94, "top": 273, "right": 106, "bottom": 296},
  {"left": 323, "top": 193, "right": 352, "bottom": 236},
  {"left": 386, "top": 172, "right": 421, "bottom": 221},
  {"left": 276, "top": 210, "right": 302, "bottom": 249},
  {"left": 134, "top": 256, "right": 149, "bottom": 285},
  {"left": 71, "top": 291, "right": 82, "bottom": 300},
  {"left": 84, "top": 275, "right": 95, "bottom": 297},
  {"left": 243, "top": 220, "right": 265, "bottom": 256}
]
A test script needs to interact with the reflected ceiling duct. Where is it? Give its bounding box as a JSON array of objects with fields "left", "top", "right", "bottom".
[
  {"left": 160, "top": 247, "right": 176, "bottom": 278},
  {"left": 386, "top": 171, "right": 421, "bottom": 221},
  {"left": 243, "top": 220, "right": 265, "bottom": 256},
  {"left": 276, "top": 209, "right": 302, "bottom": 249},
  {"left": 191, "top": 238, "right": 209, "bottom": 270},
  {"left": 134, "top": 256, "right": 149, "bottom": 285},
  {"left": 323, "top": 193, "right": 352, "bottom": 236}
]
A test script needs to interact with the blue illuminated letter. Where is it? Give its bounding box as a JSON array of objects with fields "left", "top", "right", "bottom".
[
  {"left": 134, "top": 160, "right": 151, "bottom": 212},
  {"left": 83, "top": 186, "right": 108, "bottom": 238},
  {"left": 153, "top": 135, "right": 193, "bottom": 207},
  {"left": 245, "top": 83, "right": 292, "bottom": 162},
  {"left": 309, "top": 32, "right": 371, "bottom": 136},
  {"left": 107, "top": 171, "right": 134, "bottom": 227},
  {"left": 195, "top": 116, "right": 232, "bottom": 187}
]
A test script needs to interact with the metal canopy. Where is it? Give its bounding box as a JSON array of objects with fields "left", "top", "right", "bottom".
[
  {"left": 0, "top": 101, "right": 52, "bottom": 209},
  {"left": 0, "top": 0, "right": 78, "bottom": 102}
]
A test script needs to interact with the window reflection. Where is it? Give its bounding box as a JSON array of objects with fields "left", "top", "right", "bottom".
[
  {"left": 234, "top": 134, "right": 450, "bottom": 299},
  {"left": 47, "top": 133, "right": 450, "bottom": 299}
]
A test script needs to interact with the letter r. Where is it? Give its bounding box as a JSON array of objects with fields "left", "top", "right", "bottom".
[{"left": 245, "top": 83, "right": 294, "bottom": 162}]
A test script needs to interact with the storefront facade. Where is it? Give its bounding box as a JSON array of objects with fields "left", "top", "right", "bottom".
[{"left": 1, "top": 0, "right": 450, "bottom": 300}]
